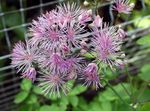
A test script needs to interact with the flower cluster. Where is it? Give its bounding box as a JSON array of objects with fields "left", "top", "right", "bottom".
[{"left": 11, "top": 2, "right": 127, "bottom": 97}]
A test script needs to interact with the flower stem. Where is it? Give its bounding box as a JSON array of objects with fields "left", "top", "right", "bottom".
[
  {"left": 103, "top": 79, "right": 127, "bottom": 105},
  {"left": 120, "top": 82, "right": 131, "bottom": 97}
]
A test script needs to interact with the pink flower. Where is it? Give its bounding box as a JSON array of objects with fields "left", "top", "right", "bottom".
[
  {"left": 11, "top": 2, "right": 126, "bottom": 96},
  {"left": 81, "top": 63, "right": 102, "bottom": 89},
  {"left": 117, "top": 27, "right": 126, "bottom": 39},
  {"left": 30, "top": 20, "right": 63, "bottom": 51},
  {"left": 11, "top": 41, "right": 40, "bottom": 73},
  {"left": 38, "top": 72, "right": 70, "bottom": 97},
  {"left": 65, "top": 57, "right": 82, "bottom": 80},
  {"left": 78, "top": 9, "right": 92, "bottom": 25},
  {"left": 113, "top": 0, "right": 134, "bottom": 14},
  {"left": 92, "top": 15, "right": 103, "bottom": 27},
  {"left": 21, "top": 67, "right": 37, "bottom": 82},
  {"left": 40, "top": 53, "right": 65, "bottom": 72},
  {"left": 29, "top": 3, "right": 88, "bottom": 53},
  {"left": 60, "top": 43, "right": 70, "bottom": 54},
  {"left": 62, "top": 21, "right": 85, "bottom": 47},
  {"left": 57, "top": 2, "right": 84, "bottom": 23},
  {"left": 92, "top": 22, "right": 124, "bottom": 68}
]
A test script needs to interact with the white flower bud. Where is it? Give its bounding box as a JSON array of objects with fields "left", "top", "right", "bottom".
[
  {"left": 129, "top": 3, "right": 135, "bottom": 8},
  {"left": 83, "top": 0, "right": 89, "bottom": 6}
]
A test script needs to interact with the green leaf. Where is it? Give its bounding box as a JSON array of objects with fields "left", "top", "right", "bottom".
[
  {"left": 68, "top": 85, "right": 87, "bottom": 96},
  {"left": 19, "top": 104, "right": 32, "bottom": 111},
  {"left": 83, "top": 52, "right": 96, "bottom": 59},
  {"left": 58, "top": 96, "right": 69, "bottom": 111},
  {"left": 59, "top": 96, "right": 69, "bottom": 106},
  {"left": 112, "top": 83, "right": 130, "bottom": 100},
  {"left": 139, "top": 102, "right": 150, "bottom": 111},
  {"left": 39, "top": 105, "right": 51, "bottom": 111},
  {"left": 99, "top": 83, "right": 130, "bottom": 102},
  {"left": 137, "top": 35, "right": 150, "bottom": 46},
  {"left": 138, "top": 89, "right": 150, "bottom": 103},
  {"left": 78, "top": 97, "right": 89, "bottom": 111},
  {"left": 40, "top": 105, "right": 60, "bottom": 111},
  {"left": 117, "top": 103, "right": 131, "bottom": 111},
  {"left": 138, "top": 64, "right": 150, "bottom": 81},
  {"left": 73, "top": 107, "right": 81, "bottom": 111},
  {"left": 89, "top": 102, "right": 103, "bottom": 111},
  {"left": 33, "top": 86, "right": 43, "bottom": 95},
  {"left": 69, "top": 96, "right": 79, "bottom": 107},
  {"left": 135, "top": 18, "right": 150, "bottom": 28},
  {"left": 101, "top": 101, "right": 112, "bottom": 111},
  {"left": 14, "top": 91, "right": 29, "bottom": 104},
  {"left": 27, "top": 94, "right": 38, "bottom": 104},
  {"left": 141, "top": 64, "right": 150, "bottom": 73},
  {"left": 98, "top": 88, "right": 117, "bottom": 102},
  {"left": 21, "top": 78, "right": 32, "bottom": 92}
]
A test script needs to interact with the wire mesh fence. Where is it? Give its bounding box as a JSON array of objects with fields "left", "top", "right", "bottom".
[{"left": 0, "top": 0, "right": 150, "bottom": 111}]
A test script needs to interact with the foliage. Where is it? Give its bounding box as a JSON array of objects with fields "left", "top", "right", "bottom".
[{"left": 14, "top": 63, "right": 150, "bottom": 111}]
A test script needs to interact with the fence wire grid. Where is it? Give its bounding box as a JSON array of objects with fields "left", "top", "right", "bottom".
[{"left": 0, "top": 0, "right": 150, "bottom": 111}]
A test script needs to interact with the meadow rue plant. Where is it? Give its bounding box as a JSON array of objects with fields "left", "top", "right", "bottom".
[
  {"left": 11, "top": 2, "right": 126, "bottom": 97},
  {"left": 113, "top": 0, "right": 134, "bottom": 14}
]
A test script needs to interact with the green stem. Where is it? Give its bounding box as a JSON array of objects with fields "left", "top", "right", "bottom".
[
  {"left": 136, "top": 82, "right": 147, "bottom": 104},
  {"left": 103, "top": 79, "right": 127, "bottom": 105},
  {"left": 110, "top": 69, "right": 131, "bottom": 97},
  {"left": 125, "top": 66, "right": 134, "bottom": 101},
  {"left": 120, "top": 82, "right": 131, "bottom": 97},
  {"left": 125, "top": 66, "right": 137, "bottom": 111}
]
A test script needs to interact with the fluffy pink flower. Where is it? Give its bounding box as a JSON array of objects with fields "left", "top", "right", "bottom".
[
  {"left": 62, "top": 21, "right": 85, "bottom": 47},
  {"left": 113, "top": 0, "right": 134, "bottom": 14},
  {"left": 81, "top": 63, "right": 102, "bottom": 89},
  {"left": 21, "top": 67, "right": 37, "bottom": 82},
  {"left": 11, "top": 41, "right": 40, "bottom": 73},
  {"left": 40, "top": 53, "right": 65, "bottom": 71},
  {"left": 38, "top": 72, "right": 70, "bottom": 97},
  {"left": 78, "top": 9, "right": 92, "bottom": 25},
  {"left": 29, "top": 3, "right": 88, "bottom": 53},
  {"left": 65, "top": 57, "right": 82, "bottom": 80},
  {"left": 92, "top": 15, "right": 103, "bottom": 28},
  {"left": 57, "top": 2, "right": 84, "bottom": 23},
  {"left": 11, "top": 2, "right": 126, "bottom": 96},
  {"left": 92, "top": 23, "right": 124, "bottom": 68},
  {"left": 117, "top": 27, "right": 127, "bottom": 39}
]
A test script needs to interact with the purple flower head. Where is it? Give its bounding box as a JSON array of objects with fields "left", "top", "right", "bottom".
[
  {"left": 64, "top": 57, "right": 82, "bottom": 80},
  {"left": 41, "top": 53, "right": 65, "bottom": 72},
  {"left": 117, "top": 27, "right": 127, "bottom": 39},
  {"left": 21, "top": 67, "right": 37, "bottom": 82},
  {"left": 30, "top": 20, "right": 63, "bottom": 51},
  {"left": 115, "top": 59, "right": 126, "bottom": 69},
  {"left": 38, "top": 72, "right": 70, "bottom": 97},
  {"left": 29, "top": 3, "right": 89, "bottom": 53},
  {"left": 60, "top": 43, "right": 70, "bottom": 54},
  {"left": 80, "top": 39, "right": 88, "bottom": 50},
  {"left": 62, "top": 21, "right": 86, "bottom": 48},
  {"left": 81, "top": 63, "right": 102, "bottom": 89},
  {"left": 93, "top": 22, "right": 124, "bottom": 68},
  {"left": 11, "top": 41, "right": 39, "bottom": 73},
  {"left": 57, "top": 2, "right": 84, "bottom": 23},
  {"left": 113, "top": 0, "right": 134, "bottom": 14},
  {"left": 11, "top": 2, "right": 126, "bottom": 97},
  {"left": 92, "top": 15, "right": 103, "bottom": 28},
  {"left": 78, "top": 9, "right": 92, "bottom": 25}
]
